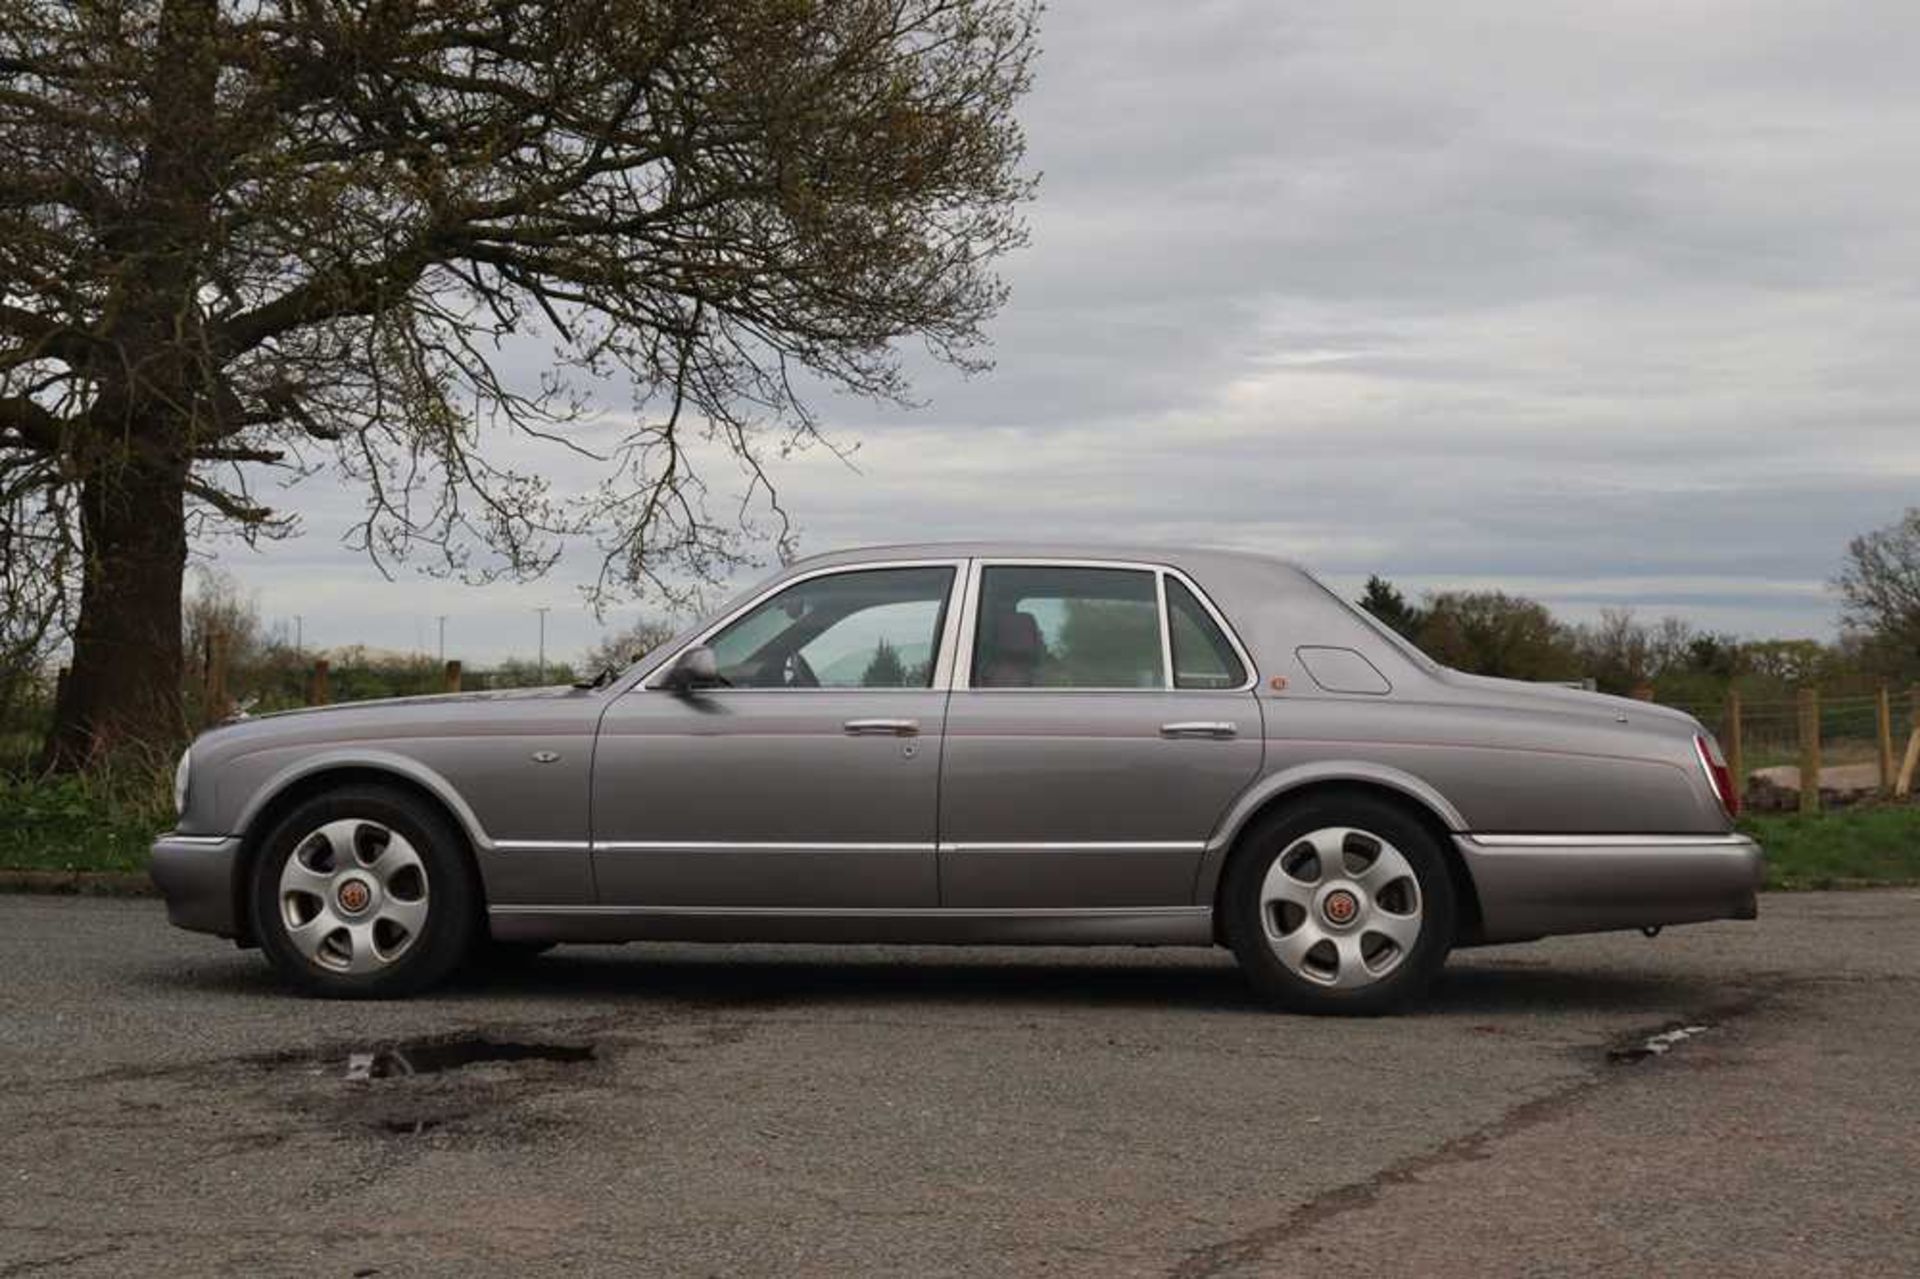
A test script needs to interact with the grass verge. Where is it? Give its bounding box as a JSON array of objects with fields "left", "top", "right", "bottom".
[
  {"left": 0, "top": 770, "right": 172, "bottom": 875},
  {"left": 1741, "top": 805, "right": 1920, "bottom": 890}
]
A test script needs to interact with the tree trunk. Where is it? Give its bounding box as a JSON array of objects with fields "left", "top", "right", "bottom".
[{"left": 41, "top": 456, "right": 190, "bottom": 771}]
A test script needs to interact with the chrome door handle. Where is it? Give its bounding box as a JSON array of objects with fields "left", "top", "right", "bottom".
[
  {"left": 1160, "top": 721, "right": 1237, "bottom": 740},
  {"left": 843, "top": 718, "right": 921, "bottom": 737}
]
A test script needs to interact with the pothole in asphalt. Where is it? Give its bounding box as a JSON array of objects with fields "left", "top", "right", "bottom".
[
  {"left": 1607, "top": 1022, "right": 1712, "bottom": 1064},
  {"left": 343, "top": 1035, "right": 595, "bottom": 1081}
]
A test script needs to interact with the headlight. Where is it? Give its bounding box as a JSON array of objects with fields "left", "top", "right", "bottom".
[{"left": 174, "top": 749, "right": 191, "bottom": 817}]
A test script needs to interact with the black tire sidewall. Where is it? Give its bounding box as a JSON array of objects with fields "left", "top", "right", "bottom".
[
  {"left": 1224, "top": 795, "right": 1456, "bottom": 1015},
  {"left": 250, "top": 786, "right": 477, "bottom": 998}
]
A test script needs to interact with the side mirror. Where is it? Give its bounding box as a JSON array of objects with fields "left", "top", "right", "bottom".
[{"left": 661, "top": 645, "right": 721, "bottom": 695}]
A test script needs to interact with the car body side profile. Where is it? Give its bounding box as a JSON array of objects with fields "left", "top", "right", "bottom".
[{"left": 152, "top": 543, "right": 1762, "bottom": 1013}]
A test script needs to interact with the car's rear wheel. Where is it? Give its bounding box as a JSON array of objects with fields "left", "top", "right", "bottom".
[
  {"left": 1223, "top": 794, "right": 1456, "bottom": 1015},
  {"left": 250, "top": 785, "right": 477, "bottom": 998}
]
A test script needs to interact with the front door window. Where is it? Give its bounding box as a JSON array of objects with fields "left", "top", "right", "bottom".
[{"left": 707, "top": 566, "right": 955, "bottom": 689}]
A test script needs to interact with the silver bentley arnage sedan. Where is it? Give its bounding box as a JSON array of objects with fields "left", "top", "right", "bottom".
[{"left": 152, "top": 544, "right": 1761, "bottom": 1013}]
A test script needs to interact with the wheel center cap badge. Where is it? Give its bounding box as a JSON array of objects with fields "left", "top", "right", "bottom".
[
  {"left": 1323, "top": 889, "right": 1359, "bottom": 925},
  {"left": 337, "top": 880, "right": 372, "bottom": 914}
]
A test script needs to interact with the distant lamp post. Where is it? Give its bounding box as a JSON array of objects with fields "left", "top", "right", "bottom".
[
  {"left": 437, "top": 615, "right": 447, "bottom": 664},
  {"left": 535, "top": 607, "right": 551, "bottom": 683},
  {"left": 294, "top": 614, "right": 303, "bottom": 655}
]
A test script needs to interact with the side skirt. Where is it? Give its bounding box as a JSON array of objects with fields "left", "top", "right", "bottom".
[{"left": 488, "top": 905, "right": 1216, "bottom": 947}]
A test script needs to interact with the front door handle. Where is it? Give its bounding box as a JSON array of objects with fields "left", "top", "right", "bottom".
[
  {"left": 843, "top": 718, "right": 921, "bottom": 737},
  {"left": 1160, "top": 721, "right": 1238, "bottom": 740}
]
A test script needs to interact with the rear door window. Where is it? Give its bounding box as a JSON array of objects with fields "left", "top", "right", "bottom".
[
  {"left": 1167, "top": 577, "right": 1247, "bottom": 689},
  {"left": 972, "top": 566, "right": 1166, "bottom": 689}
]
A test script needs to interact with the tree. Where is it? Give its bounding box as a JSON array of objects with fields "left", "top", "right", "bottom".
[
  {"left": 1836, "top": 507, "right": 1920, "bottom": 670},
  {"left": 581, "top": 615, "right": 680, "bottom": 675},
  {"left": 859, "top": 636, "right": 906, "bottom": 687},
  {"left": 1416, "top": 590, "right": 1580, "bottom": 682},
  {"left": 1356, "top": 574, "right": 1423, "bottom": 641},
  {"left": 1, "top": 0, "right": 1038, "bottom": 767}
]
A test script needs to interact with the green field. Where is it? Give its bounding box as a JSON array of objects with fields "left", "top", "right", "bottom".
[{"left": 4, "top": 769, "right": 1918, "bottom": 891}]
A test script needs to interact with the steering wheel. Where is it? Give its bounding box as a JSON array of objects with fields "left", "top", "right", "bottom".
[{"left": 785, "top": 652, "right": 820, "bottom": 688}]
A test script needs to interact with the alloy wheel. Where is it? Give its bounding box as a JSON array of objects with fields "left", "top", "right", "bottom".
[
  {"left": 277, "top": 819, "right": 431, "bottom": 975},
  {"left": 1257, "top": 826, "right": 1424, "bottom": 989}
]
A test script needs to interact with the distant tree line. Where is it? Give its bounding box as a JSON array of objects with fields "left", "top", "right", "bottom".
[{"left": 1356, "top": 506, "right": 1920, "bottom": 703}]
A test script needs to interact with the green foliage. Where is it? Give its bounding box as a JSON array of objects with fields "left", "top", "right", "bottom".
[
  {"left": 1743, "top": 806, "right": 1920, "bottom": 890},
  {"left": 4, "top": 0, "right": 1039, "bottom": 763},
  {"left": 1357, "top": 575, "right": 1424, "bottom": 640},
  {"left": 1055, "top": 597, "right": 1163, "bottom": 687},
  {"left": 1416, "top": 590, "right": 1581, "bottom": 683},
  {"left": 1835, "top": 507, "right": 1920, "bottom": 679},
  {"left": 860, "top": 638, "right": 909, "bottom": 688},
  {"left": 0, "top": 764, "right": 173, "bottom": 873}
]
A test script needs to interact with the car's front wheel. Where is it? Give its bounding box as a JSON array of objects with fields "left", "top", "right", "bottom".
[
  {"left": 1223, "top": 794, "right": 1456, "bottom": 1015},
  {"left": 250, "top": 785, "right": 478, "bottom": 998}
]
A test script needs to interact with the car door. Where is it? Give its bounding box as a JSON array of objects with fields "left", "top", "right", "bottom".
[
  {"left": 590, "top": 561, "right": 965, "bottom": 908},
  {"left": 938, "top": 560, "right": 1263, "bottom": 908}
]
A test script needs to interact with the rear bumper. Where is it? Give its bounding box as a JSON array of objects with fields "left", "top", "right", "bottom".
[
  {"left": 150, "top": 833, "right": 242, "bottom": 938},
  {"left": 1455, "top": 833, "right": 1763, "bottom": 943}
]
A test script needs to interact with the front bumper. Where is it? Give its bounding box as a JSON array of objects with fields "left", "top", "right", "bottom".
[
  {"left": 150, "top": 833, "right": 243, "bottom": 938},
  {"left": 1455, "top": 833, "right": 1763, "bottom": 943}
]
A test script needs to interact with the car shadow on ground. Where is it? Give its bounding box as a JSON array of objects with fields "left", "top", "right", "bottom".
[
  {"left": 147, "top": 944, "right": 1719, "bottom": 1019},
  {"left": 459, "top": 947, "right": 1716, "bottom": 1018}
]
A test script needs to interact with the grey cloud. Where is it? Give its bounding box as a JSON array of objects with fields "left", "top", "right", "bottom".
[{"left": 214, "top": 0, "right": 1920, "bottom": 661}]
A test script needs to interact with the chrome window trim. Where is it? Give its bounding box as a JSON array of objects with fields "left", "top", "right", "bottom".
[
  {"left": 636, "top": 558, "right": 970, "bottom": 694},
  {"left": 952, "top": 557, "right": 1258, "bottom": 693},
  {"left": 1155, "top": 571, "right": 1175, "bottom": 689}
]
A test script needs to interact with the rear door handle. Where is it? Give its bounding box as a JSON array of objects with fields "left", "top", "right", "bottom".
[
  {"left": 1160, "top": 721, "right": 1238, "bottom": 740},
  {"left": 843, "top": 718, "right": 921, "bottom": 737}
]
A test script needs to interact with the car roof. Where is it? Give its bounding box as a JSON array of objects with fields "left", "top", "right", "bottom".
[{"left": 784, "top": 541, "right": 1308, "bottom": 576}]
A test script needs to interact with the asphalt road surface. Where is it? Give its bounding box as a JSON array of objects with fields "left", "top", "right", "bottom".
[{"left": 3, "top": 892, "right": 1917, "bottom": 1277}]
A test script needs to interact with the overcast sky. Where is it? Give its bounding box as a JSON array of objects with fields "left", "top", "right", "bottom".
[{"left": 218, "top": 1, "right": 1920, "bottom": 666}]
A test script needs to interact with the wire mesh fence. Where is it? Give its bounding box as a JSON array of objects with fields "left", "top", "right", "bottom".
[
  {"left": 1661, "top": 686, "right": 1918, "bottom": 813},
  {"left": 1664, "top": 693, "right": 1896, "bottom": 771}
]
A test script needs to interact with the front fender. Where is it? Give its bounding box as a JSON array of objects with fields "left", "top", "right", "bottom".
[{"left": 230, "top": 748, "right": 497, "bottom": 850}]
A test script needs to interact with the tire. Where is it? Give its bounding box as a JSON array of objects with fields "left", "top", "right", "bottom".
[
  {"left": 249, "top": 785, "right": 479, "bottom": 998},
  {"left": 1222, "top": 794, "right": 1456, "bottom": 1015}
]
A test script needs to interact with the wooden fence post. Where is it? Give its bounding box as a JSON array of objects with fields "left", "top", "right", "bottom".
[
  {"left": 1901, "top": 686, "right": 1920, "bottom": 799},
  {"left": 1724, "top": 689, "right": 1744, "bottom": 802},
  {"left": 205, "top": 628, "right": 230, "bottom": 725},
  {"left": 1877, "top": 686, "right": 1896, "bottom": 796},
  {"left": 308, "top": 659, "right": 331, "bottom": 706},
  {"left": 1797, "top": 687, "right": 1821, "bottom": 816},
  {"left": 444, "top": 660, "right": 462, "bottom": 693}
]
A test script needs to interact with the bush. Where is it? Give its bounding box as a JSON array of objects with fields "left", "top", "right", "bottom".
[{"left": 0, "top": 761, "right": 174, "bottom": 873}]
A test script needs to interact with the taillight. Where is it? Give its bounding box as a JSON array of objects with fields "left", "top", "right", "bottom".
[{"left": 1694, "top": 734, "right": 1739, "bottom": 818}]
